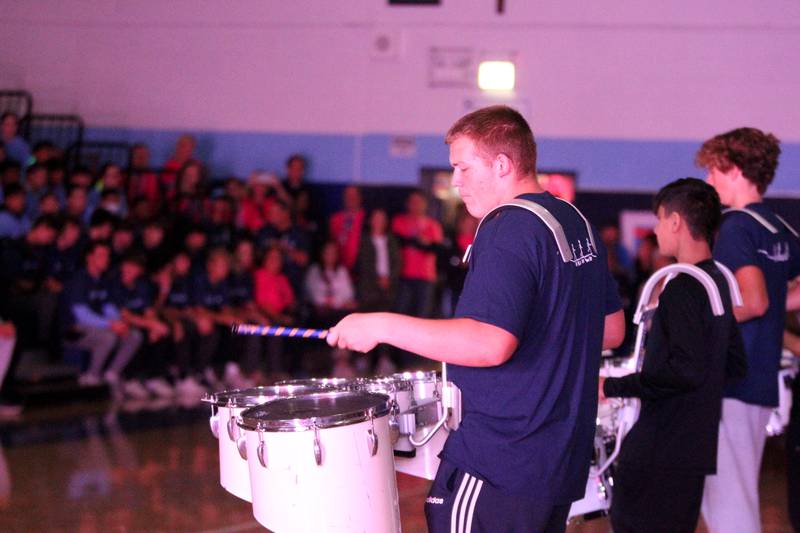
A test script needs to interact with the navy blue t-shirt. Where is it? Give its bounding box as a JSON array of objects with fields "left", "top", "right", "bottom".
[
  {"left": 443, "top": 192, "right": 622, "bottom": 502},
  {"left": 62, "top": 268, "right": 115, "bottom": 326},
  {"left": 192, "top": 272, "right": 229, "bottom": 311},
  {"left": 166, "top": 275, "right": 192, "bottom": 309},
  {"left": 228, "top": 270, "right": 254, "bottom": 306},
  {"left": 713, "top": 204, "right": 800, "bottom": 406},
  {"left": 111, "top": 276, "right": 155, "bottom": 314}
]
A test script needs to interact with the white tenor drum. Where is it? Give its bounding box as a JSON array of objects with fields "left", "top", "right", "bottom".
[
  {"left": 390, "top": 371, "right": 450, "bottom": 480},
  {"left": 201, "top": 384, "right": 329, "bottom": 502},
  {"left": 238, "top": 391, "right": 401, "bottom": 533}
]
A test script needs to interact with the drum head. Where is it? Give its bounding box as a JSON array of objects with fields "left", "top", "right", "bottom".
[
  {"left": 207, "top": 384, "right": 331, "bottom": 408},
  {"left": 239, "top": 391, "right": 391, "bottom": 432}
]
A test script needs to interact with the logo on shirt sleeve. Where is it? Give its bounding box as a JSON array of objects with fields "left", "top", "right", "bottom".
[{"left": 757, "top": 242, "right": 789, "bottom": 262}]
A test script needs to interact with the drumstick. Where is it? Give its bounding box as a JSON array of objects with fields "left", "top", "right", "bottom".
[{"left": 232, "top": 323, "right": 329, "bottom": 340}]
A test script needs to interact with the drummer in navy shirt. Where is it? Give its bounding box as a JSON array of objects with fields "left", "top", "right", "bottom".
[
  {"left": 697, "top": 128, "right": 800, "bottom": 533},
  {"left": 328, "top": 106, "right": 625, "bottom": 533}
]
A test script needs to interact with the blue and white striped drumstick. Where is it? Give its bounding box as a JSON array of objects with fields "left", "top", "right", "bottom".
[{"left": 232, "top": 324, "right": 329, "bottom": 340}]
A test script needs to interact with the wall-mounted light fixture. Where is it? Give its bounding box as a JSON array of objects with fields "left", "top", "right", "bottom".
[{"left": 477, "top": 60, "right": 515, "bottom": 91}]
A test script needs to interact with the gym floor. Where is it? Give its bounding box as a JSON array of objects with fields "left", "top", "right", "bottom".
[{"left": 0, "top": 400, "right": 793, "bottom": 532}]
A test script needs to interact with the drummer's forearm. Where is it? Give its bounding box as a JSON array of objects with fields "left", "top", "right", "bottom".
[{"left": 375, "top": 314, "right": 518, "bottom": 367}]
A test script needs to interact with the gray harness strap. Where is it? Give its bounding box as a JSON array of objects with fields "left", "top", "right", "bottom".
[
  {"left": 464, "top": 199, "right": 594, "bottom": 264},
  {"left": 723, "top": 207, "right": 779, "bottom": 234}
]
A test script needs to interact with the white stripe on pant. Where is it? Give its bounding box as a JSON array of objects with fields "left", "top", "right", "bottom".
[{"left": 450, "top": 472, "right": 484, "bottom": 533}]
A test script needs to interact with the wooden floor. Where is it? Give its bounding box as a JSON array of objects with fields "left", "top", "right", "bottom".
[{"left": 0, "top": 399, "right": 794, "bottom": 532}]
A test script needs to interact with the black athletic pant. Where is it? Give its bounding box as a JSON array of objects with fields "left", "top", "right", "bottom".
[
  {"left": 610, "top": 464, "right": 704, "bottom": 533},
  {"left": 425, "top": 460, "right": 569, "bottom": 533}
]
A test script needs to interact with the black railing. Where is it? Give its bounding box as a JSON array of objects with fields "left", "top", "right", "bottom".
[
  {"left": 0, "top": 89, "right": 34, "bottom": 137},
  {"left": 70, "top": 141, "right": 131, "bottom": 173},
  {"left": 25, "top": 114, "right": 85, "bottom": 170}
]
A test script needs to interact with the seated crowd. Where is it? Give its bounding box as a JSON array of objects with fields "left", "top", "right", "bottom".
[{"left": 0, "top": 127, "right": 486, "bottom": 405}]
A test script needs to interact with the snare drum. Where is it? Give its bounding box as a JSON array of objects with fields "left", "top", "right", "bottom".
[
  {"left": 238, "top": 391, "right": 401, "bottom": 533},
  {"left": 201, "top": 384, "right": 329, "bottom": 502}
]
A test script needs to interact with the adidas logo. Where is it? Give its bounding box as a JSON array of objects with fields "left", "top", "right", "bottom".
[{"left": 426, "top": 496, "right": 445, "bottom": 505}]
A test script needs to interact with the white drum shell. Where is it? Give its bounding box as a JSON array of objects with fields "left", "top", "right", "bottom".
[
  {"left": 244, "top": 415, "right": 401, "bottom": 533},
  {"left": 393, "top": 372, "right": 449, "bottom": 480},
  {"left": 394, "top": 424, "right": 447, "bottom": 480},
  {"left": 217, "top": 405, "right": 252, "bottom": 501}
]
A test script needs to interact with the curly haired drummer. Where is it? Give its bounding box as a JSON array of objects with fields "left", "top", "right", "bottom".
[
  {"left": 328, "top": 105, "right": 625, "bottom": 533},
  {"left": 696, "top": 128, "right": 800, "bottom": 533}
]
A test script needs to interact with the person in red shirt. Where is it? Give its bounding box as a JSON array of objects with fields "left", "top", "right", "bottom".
[
  {"left": 253, "top": 245, "right": 296, "bottom": 378},
  {"left": 329, "top": 185, "right": 365, "bottom": 272},
  {"left": 240, "top": 171, "right": 289, "bottom": 234},
  {"left": 161, "top": 134, "right": 199, "bottom": 200},
  {"left": 391, "top": 190, "right": 444, "bottom": 366}
]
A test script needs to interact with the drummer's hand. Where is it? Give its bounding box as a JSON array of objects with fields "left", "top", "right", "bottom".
[
  {"left": 598, "top": 377, "right": 607, "bottom": 401},
  {"left": 327, "top": 313, "right": 382, "bottom": 353}
]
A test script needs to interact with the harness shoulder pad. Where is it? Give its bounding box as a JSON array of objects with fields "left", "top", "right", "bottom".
[{"left": 466, "top": 199, "right": 573, "bottom": 264}]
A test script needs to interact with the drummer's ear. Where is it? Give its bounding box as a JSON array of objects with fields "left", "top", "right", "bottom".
[{"left": 493, "top": 153, "right": 513, "bottom": 179}]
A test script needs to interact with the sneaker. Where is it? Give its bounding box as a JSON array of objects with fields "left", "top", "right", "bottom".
[
  {"left": 177, "top": 376, "right": 207, "bottom": 399},
  {"left": 203, "top": 367, "right": 224, "bottom": 391},
  {"left": 224, "top": 362, "right": 243, "bottom": 387},
  {"left": 78, "top": 373, "right": 102, "bottom": 386},
  {"left": 144, "top": 378, "right": 175, "bottom": 399},
  {"left": 122, "top": 380, "right": 151, "bottom": 400}
]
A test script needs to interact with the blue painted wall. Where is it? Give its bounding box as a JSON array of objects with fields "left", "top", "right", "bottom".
[{"left": 86, "top": 127, "right": 800, "bottom": 196}]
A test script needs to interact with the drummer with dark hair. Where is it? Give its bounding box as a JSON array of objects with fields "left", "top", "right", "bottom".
[
  {"left": 328, "top": 105, "right": 625, "bottom": 533},
  {"left": 601, "top": 178, "right": 747, "bottom": 532}
]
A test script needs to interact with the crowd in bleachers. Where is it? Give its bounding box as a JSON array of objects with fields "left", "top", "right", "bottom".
[{"left": 0, "top": 112, "right": 485, "bottom": 407}]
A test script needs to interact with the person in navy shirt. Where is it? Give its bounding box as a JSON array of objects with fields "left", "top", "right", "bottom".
[
  {"left": 327, "top": 106, "right": 625, "bottom": 533},
  {"left": 697, "top": 127, "right": 800, "bottom": 533},
  {"left": 186, "top": 247, "right": 237, "bottom": 388},
  {"left": 110, "top": 253, "right": 172, "bottom": 399},
  {"left": 63, "top": 241, "right": 143, "bottom": 386}
]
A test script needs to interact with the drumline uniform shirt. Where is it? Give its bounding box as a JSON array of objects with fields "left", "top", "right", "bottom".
[
  {"left": 714, "top": 205, "right": 800, "bottom": 407},
  {"left": 441, "top": 192, "right": 621, "bottom": 505}
]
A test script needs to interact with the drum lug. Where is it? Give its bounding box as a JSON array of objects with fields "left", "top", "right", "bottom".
[
  {"left": 257, "top": 432, "right": 267, "bottom": 468},
  {"left": 313, "top": 425, "right": 323, "bottom": 466},
  {"left": 366, "top": 411, "right": 379, "bottom": 457},
  {"left": 237, "top": 435, "right": 248, "bottom": 461},
  {"left": 367, "top": 428, "right": 379, "bottom": 457},
  {"left": 227, "top": 414, "right": 240, "bottom": 441},
  {"left": 209, "top": 412, "right": 220, "bottom": 440}
]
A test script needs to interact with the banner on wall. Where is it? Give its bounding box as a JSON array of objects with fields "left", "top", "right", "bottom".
[{"left": 620, "top": 209, "right": 657, "bottom": 258}]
